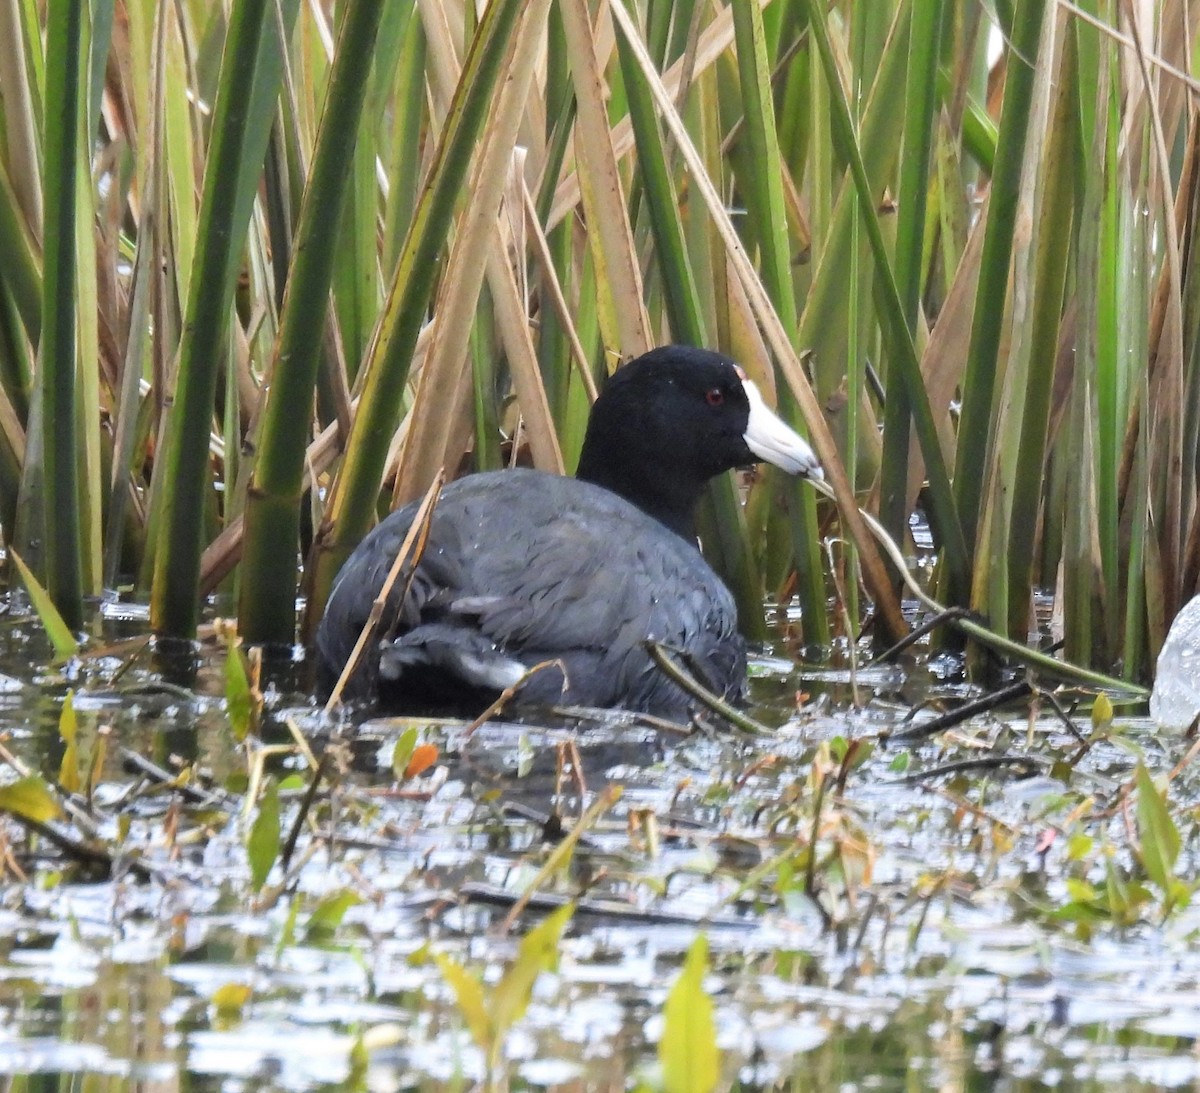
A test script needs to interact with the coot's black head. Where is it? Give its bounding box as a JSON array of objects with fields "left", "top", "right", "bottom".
[{"left": 575, "top": 346, "right": 821, "bottom": 538}]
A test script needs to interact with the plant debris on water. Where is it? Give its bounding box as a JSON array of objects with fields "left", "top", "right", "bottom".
[{"left": 1, "top": 602, "right": 1198, "bottom": 1091}]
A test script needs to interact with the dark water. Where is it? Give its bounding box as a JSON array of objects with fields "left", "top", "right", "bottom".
[{"left": 0, "top": 598, "right": 1196, "bottom": 1091}]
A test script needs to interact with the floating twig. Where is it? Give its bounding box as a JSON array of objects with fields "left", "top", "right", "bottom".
[
  {"left": 464, "top": 657, "right": 569, "bottom": 736},
  {"left": 807, "top": 478, "right": 1150, "bottom": 698},
  {"left": 460, "top": 880, "right": 749, "bottom": 929},
  {"left": 644, "top": 640, "right": 771, "bottom": 735},
  {"left": 886, "top": 679, "right": 1034, "bottom": 743},
  {"left": 499, "top": 785, "right": 621, "bottom": 935},
  {"left": 889, "top": 755, "right": 1045, "bottom": 785},
  {"left": 870, "top": 607, "right": 976, "bottom": 664},
  {"left": 119, "top": 746, "right": 235, "bottom": 809},
  {"left": 6, "top": 812, "right": 157, "bottom": 881}
]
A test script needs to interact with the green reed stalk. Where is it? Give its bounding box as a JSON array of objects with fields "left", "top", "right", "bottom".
[
  {"left": 952, "top": 0, "right": 1047, "bottom": 568},
  {"left": 615, "top": 14, "right": 768, "bottom": 639},
  {"left": 805, "top": 0, "right": 969, "bottom": 607},
  {"left": 729, "top": 0, "right": 827, "bottom": 644},
  {"left": 151, "top": 0, "right": 298, "bottom": 638},
  {"left": 239, "top": 0, "right": 388, "bottom": 646},
  {"left": 880, "top": 0, "right": 944, "bottom": 554},
  {"left": 37, "top": 0, "right": 85, "bottom": 629},
  {"left": 304, "top": 0, "right": 529, "bottom": 635}
]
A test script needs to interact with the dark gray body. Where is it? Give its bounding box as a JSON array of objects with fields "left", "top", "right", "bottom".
[{"left": 315, "top": 468, "right": 745, "bottom": 716}]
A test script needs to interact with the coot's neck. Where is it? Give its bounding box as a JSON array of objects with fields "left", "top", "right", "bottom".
[{"left": 575, "top": 448, "right": 704, "bottom": 542}]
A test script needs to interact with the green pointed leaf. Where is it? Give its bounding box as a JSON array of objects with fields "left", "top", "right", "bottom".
[
  {"left": 57, "top": 690, "right": 80, "bottom": 793},
  {"left": 1092, "top": 693, "right": 1114, "bottom": 729},
  {"left": 391, "top": 727, "right": 418, "bottom": 781},
  {"left": 85, "top": 733, "right": 106, "bottom": 799},
  {"left": 224, "top": 638, "right": 254, "bottom": 741},
  {"left": 661, "top": 934, "right": 719, "bottom": 1093},
  {"left": 0, "top": 773, "right": 64, "bottom": 823},
  {"left": 435, "top": 953, "right": 491, "bottom": 1050},
  {"left": 304, "top": 889, "right": 364, "bottom": 943},
  {"left": 8, "top": 548, "right": 78, "bottom": 660},
  {"left": 1135, "top": 762, "right": 1180, "bottom": 894},
  {"left": 492, "top": 903, "right": 574, "bottom": 1036},
  {"left": 247, "top": 777, "right": 280, "bottom": 891}
]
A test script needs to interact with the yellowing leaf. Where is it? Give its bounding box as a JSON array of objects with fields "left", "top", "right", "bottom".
[
  {"left": 212, "top": 982, "right": 252, "bottom": 1016},
  {"left": 86, "top": 728, "right": 106, "bottom": 799},
  {"left": 660, "top": 935, "right": 719, "bottom": 1093},
  {"left": 0, "top": 774, "right": 64, "bottom": 823},
  {"left": 58, "top": 690, "right": 78, "bottom": 746},
  {"left": 57, "top": 692, "right": 80, "bottom": 793},
  {"left": 1092, "top": 693, "right": 1114, "bottom": 729},
  {"left": 435, "top": 953, "right": 490, "bottom": 1050}
]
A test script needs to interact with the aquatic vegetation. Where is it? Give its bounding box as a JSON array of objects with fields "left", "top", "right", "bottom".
[{"left": 0, "top": 617, "right": 1195, "bottom": 1086}]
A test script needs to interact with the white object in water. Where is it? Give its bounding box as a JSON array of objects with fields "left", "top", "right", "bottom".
[{"left": 1150, "top": 594, "right": 1200, "bottom": 730}]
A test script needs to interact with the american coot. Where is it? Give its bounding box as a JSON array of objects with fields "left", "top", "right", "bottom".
[{"left": 316, "top": 346, "right": 822, "bottom": 716}]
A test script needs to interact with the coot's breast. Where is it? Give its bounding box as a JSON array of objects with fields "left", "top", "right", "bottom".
[{"left": 316, "top": 468, "right": 744, "bottom": 715}]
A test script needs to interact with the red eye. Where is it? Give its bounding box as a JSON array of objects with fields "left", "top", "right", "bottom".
[{"left": 706, "top": 388, "right": 725, "bottom": 406}]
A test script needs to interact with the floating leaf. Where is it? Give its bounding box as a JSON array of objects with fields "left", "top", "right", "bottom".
[
  {"left": 0, "top": 774, "right": 64, "bottom": 823},
  {"left": 57, "top": 691, "right": 80, "bottom": 794},
  {"left": 1135, "top": 762, "right": 1181, "bottom": 897},
  {"left": 435, "top": 953, "right": 490, "bottom": 1050},
  {"left": 304, "top": 889, "right": 364, "bottom": 942},
  {"left": 403, "top": 743, "right": 437, "bottom": 780},
  {"left": 391, "top": 727, "right": 418, "bottom": 780},
  {"left": 8, "top": 548, "right": 78, "bottom": 660},
  {"left": 660, "top": 934, "right": 719, "bottom": 1093},
  {"left": 358, "top": 1023, "right": 403, "bottom": 1052},
  {"left": 212, "top": 982, "right": 252, "bottom": 1017},
  {"left": 247, "top": 777, "right": 280, "bottom": 890}
]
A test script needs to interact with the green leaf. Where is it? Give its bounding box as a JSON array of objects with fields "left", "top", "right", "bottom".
[
  {"left": 435, "top": 953, "right": 491, "bottom": 1050},
  {"left": 391, "top": 727, "right": 418, "bottom": 781},
  {"left": 0, "top": 773, "right": 64, "bottom": 823},
  {"left": 224, "top": 638, "right": 254, "bottom": 742},
  {"left": 304, "top": 889, "right": 363, "bottom": 943},
  {"left": 1092, "top": 693, "right": 1114, "bottom": 729},
  {"left": 8, "top": 548, "right": 78, "bottom": 660},
  {"left": 57, "top": 690, "right": 80, "bottom": 794},
  {"left": 492, "top": 903, "right": 574, "bottom": 1036},
  {"left": 516, "top": 732, "right": 534, "bottom": 778},
  {"left": 212, "top": 981, "right": 252, "bottom": 1017},
  {"left": 247, "top": 777, "right": 280, "bottom": 891},
  {"left": 1066, "top": 833, "right": 1094, "bottom": 861},
  {"left": 1135, "top": 762, "right": 1180, "bottom": 895},
  {"left": 660, "top": 934, "right": 720, "bottom": 1093}
]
